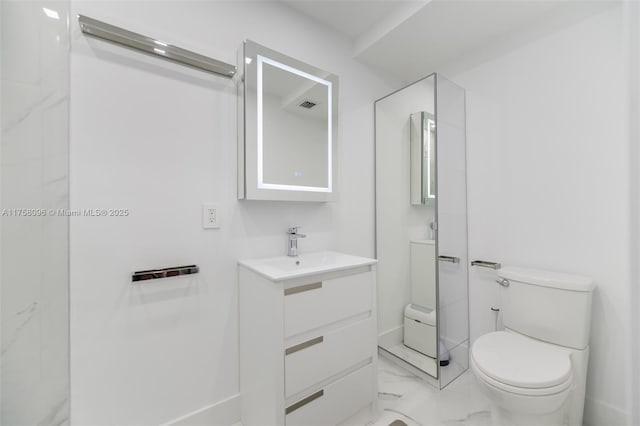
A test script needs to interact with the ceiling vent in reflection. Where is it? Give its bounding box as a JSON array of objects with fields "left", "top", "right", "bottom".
[{"left": 299, "top": 100, "right": 317, "bottom": 109}]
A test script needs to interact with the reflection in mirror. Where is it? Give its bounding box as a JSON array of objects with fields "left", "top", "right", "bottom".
[
  {"left": 375, "top": 75, "right": 439, "bottom": 383},
  {"left": 238, "top": 40, "right": 338, "bottom": 202},
  {"left": 259, "top": 56, "right": 331, "bottom": 191},
  {"left": 376, "top": 73, "right": 468, "bottom": 390},
  {"left": 410, "top": 111, "right": 436, "bottom": 205}
]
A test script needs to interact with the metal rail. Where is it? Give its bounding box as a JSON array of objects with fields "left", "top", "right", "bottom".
[
  {"left": 470, "top": 260, "right": 501, "bottom": 270},
  {"left": 78, "top": 15, "right": 236, "bottom": 78},
  {"left": 132, "top": 265, "right": 199, "bottom": 282}
]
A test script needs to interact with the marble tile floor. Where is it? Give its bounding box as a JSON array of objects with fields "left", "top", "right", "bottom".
[
  {"left": 233, "top": 356, "right": 490, "bottom": 426},
  {"left": 371, "top": 356, "right": 491, "bottom": 426}
]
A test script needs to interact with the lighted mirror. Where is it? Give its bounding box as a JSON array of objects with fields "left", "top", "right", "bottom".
[
  {"left": 410, "top": 111, "right": 436, "bottom": 205},
  {"left": 237, "top": 40, "right": 338, "bottom": 202}
]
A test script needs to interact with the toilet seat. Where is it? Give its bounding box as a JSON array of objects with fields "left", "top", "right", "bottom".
[{"left": 471, "top": 331, "right": 573, "bottom": 396}]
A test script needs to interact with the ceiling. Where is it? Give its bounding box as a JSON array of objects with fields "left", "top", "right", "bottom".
[
  {"left": 281, "top": 1, "right": 424, "bottom": 40},
  {"left": 280, "top": 0, "right": 618, "bottom": 83}
]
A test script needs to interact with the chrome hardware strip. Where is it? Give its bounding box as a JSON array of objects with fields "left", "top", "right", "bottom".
[
  {"left": 471, "top": 260, "right": 501, "bottom": 270},
  {"left": 284, "top": 282, "right": 322, "bottom": 296},
  {"left": 131, "top": 265, "right": 199, "bottom": 282},
  {"left": 285, "top": 336, "right": 323, "bottom": 355},
  {"left": 285, "top": 390, "right": 324, "bottom": 415},
  {"left": 438, "top": 255, "right": 460, "bottom": 264},
  {"left": 496, "top": 278, "right": 510, "bottom": 287},
  {"left": 78, "top": 15, "right": 236, "bottom": 78}
]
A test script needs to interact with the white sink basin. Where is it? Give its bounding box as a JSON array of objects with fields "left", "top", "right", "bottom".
[{"left": 238, "top": 251, "right": 377, "bottom": 281}]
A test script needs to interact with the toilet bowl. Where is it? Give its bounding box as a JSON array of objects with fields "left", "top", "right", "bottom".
[
  {"left": 471, "top": 266, "right": 594, "bottom": 426},
  {"left": 471, "top": 331, "right": 573, "bottom": 425}
]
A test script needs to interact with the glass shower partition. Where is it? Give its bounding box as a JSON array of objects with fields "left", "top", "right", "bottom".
[
  {"left": 375, "top": 73, "right": 468, "bottom": 389},
  {"left": 434, "top": 75, "right": 469, "bottom": 387}
]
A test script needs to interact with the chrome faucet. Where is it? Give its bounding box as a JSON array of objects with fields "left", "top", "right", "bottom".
[{"left": 287, "top": 226, "right": 306, "bottom": 257}]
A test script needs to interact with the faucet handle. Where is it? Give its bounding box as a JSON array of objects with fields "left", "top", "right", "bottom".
[{"left": 288, "top": 226, "right": 301, "bottom": 234}]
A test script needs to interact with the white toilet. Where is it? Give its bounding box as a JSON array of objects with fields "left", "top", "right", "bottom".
[{"left": 471, "top": 266, "right": 594, "bottom": 426}]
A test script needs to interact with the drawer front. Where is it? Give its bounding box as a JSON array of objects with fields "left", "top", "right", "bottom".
[
  {"left": 284, "top": 271, "right": 372, "bottom": 337},
  {"left": 285, "top": 364, "right": 375, "bottom": 426},
  {"left": 285, "top": 317, "right": 374, "bottom": 398}
]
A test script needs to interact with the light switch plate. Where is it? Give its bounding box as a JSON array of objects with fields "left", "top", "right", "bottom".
[{"left": 203, "top": 204, "right": 220, "bottom": 229}]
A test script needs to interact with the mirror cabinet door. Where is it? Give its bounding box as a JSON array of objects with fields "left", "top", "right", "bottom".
[
  {"left": 238, "top": 40, "right": 338, "bottom": 202},
  {"left": 410, "top": 111, "right": 436, "bottom": 206}
]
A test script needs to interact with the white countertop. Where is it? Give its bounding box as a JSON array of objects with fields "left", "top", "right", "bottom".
[{"left": 238, "top": 250, "right": 378, "bottom": 281}]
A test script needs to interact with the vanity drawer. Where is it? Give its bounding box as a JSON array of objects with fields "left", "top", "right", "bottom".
[
  {"left": 284, "top": 271, "right": 372, "bottom": 337},
  {"left": 285, "top": 317, "right": 374, "bottom": 397},
  {"left": 285, "top": 363, "right": 375, "bottom": 426}
]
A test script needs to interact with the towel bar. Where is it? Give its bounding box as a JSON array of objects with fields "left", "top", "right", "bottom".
[{"left": 131, "top": 265, "right": 199, "bottom": 282}]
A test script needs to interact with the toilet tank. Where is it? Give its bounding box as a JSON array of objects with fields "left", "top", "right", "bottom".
[{"left": 498, "top": 266, "right": 594, "bottom": 350}]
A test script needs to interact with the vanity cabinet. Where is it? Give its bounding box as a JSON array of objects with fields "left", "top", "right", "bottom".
[{"left": 238, "top": 258, "right": 378, "bottom": 426}]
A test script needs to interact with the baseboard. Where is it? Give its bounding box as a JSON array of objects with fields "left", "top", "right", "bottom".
[
  {"left": 378, "top": 325, "right": 403, "bottom": 348},
  {"left": 163, "top": 394, "right": 241, "bottom": 426},
  {"left": 378, "top": 347, "right": 439, "bottom": 388},
  {"left": 583, "top": 396, "right": 629, "bottom": 426}
]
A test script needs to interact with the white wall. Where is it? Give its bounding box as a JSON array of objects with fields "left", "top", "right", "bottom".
[
  {"left": 1, "top": 1, "right": 70, "bottom": 424},
  {"left": 69, "top": 1, "right": 396, "bottom": 424},
  {"left": 446, "top": 4, "right": 634, "bottom": 424}
]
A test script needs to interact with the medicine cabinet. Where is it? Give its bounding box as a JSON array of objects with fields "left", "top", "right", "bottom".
[{"left": 237, "top": 40, "right": 339, "bottom": 202}]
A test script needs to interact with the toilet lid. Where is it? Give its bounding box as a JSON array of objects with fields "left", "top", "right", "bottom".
[{"left": 472, "top": 331, "right": 572, "bottom": 389}]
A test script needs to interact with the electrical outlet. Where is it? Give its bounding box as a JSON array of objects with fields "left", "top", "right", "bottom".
[{"left": 202, "top": 204, "right": 220, "bottom": 229}]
